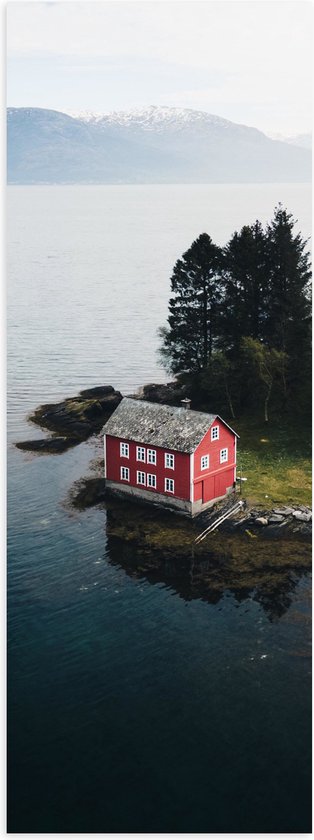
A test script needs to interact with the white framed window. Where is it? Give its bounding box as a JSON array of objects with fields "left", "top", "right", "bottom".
[
  {"left": 120, "top": 442, "right": 129, "bottom": 458},
  {"left": 137, "top": 471, "right": 146, "bottom": 485},
  {"left": 201, "top": 454, "right": 209, "bottom": 470},
  {"left": 211, "top": 425, "right": 219, "bottom": 441},
  {"left": 147, "top": 473, "right": 157, "bottom": 489},
  {"left": 120, "top": 466, "right": 130, "bottom": 481},
  {"left": 136, "top": 446, "right": 146, "bottom": 462},
  {"left": 147, "top": 449, "right": 156, "bottom": 465},
  {"left": 165, "top": 453, "right": 175, "bottom": 469},
  {"left": 165, "top": 478, "right": 174, "bottom": 494},
  {"left": 220, "top": 448, "right": 228, "bottom": 463}
]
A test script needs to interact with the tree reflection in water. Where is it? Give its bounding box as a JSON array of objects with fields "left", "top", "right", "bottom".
[{"left": 105, "top": 504, "right": 311, "bottom": 624}]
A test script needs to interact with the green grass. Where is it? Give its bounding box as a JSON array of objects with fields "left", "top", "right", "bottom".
[{"left": 232, "top": 417, "right": 311, "bottom": 508}]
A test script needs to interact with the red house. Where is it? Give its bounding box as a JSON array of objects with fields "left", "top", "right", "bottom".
[{"left": 103, "top": 397, "right": 239, "bottom": 516}]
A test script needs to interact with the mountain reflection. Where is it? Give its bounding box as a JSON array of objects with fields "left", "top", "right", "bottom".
[{"left": 105, "top": 507, "right": 311, "bottom": 622}]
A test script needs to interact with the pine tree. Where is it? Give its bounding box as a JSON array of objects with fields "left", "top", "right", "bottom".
[
  {"left": 264, "top": 205, "right": 311, "bottom": 409},
  {"left": 200, "top": 351, "right": 236, "bottom": 418},
  {"left": 264, "top": 205, "right": 311, "bottom": 352},
  {"left": 220, "top": 220, "right": 268, "bottom": 352},
  {"left": 159, "top": 233, "right": 223, "bottom": 373}
]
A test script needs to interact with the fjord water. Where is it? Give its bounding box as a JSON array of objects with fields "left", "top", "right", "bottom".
[{"left": 8, "top": 185, "right": 311, "bottom": 832}]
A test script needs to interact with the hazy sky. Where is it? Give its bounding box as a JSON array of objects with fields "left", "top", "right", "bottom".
[{"left": 7, "top": 0, "right": 313, "bottom": 136}]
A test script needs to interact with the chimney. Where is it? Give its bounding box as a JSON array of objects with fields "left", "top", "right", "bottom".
[{"left": 181, "top": 398, "right": 191, "bottom": 410}]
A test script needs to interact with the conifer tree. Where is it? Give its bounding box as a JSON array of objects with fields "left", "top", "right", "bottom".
[
  {"left": 264, "top": 205, "right": 311, "bottom": 355},
  {"left": 159, "top": 233, "right": 223, "bottom": 373},
  {"left": 264, "top": 205, "right": 311, "bottom": 408},
  {"left": 220, "top": 220, "right": 267, "bottom": 352}
]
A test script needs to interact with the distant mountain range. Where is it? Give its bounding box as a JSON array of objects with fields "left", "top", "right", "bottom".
[
  {"left": 7, "top": 105, "right": 312, "bottom": 184},
  {"left": 267, "top": 131, "right": 312, "bottom": 150}
]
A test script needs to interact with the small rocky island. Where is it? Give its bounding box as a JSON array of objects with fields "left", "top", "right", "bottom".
[
  {"left": 16, "top": 381, "right": 311, "bottom": 544},
  {"left": 16, "top": 385, "right": 124, "bottom": 453}
]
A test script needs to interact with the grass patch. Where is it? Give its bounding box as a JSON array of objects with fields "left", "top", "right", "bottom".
[{"left": 234, "top": 417, "right": 311, "bottom": 508}]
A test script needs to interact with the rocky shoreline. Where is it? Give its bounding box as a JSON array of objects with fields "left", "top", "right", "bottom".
[
  {"left": 218, "top": 502, "right": 312, "bottom": 541},
  {"left": 69, "top": 476, "right": 311, "bottom": 542}
]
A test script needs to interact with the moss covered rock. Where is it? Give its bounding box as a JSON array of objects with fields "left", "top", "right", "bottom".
[{"left": 15, "top": 385, "right": 122, "bottom": 453}]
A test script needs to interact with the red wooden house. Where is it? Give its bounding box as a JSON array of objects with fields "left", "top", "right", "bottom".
[{"left": 103, "top": 397, "right": 239, "bottom": 516}]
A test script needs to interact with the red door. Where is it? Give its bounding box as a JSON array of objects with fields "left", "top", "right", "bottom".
[
  {"left": 202, "top": 476, "right": 215, "bottom": 503},
  {"left": 214, "top": 469, "right": 234, "bottom": 498}
]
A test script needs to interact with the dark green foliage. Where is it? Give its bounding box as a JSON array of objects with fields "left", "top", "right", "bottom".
[
  {"left": 221, "top": 220, "right": 268, "bottom": 351},
  {"left": 159, "top": 233, "right": 223, "bottom": 373},
  {"left": 199, "top": 352, "right": 236, "bottom": 418},
  {"left": 264, "top": 205, "right": 311, "bottom": 412},
  {"left": 240, "top": 337, "right": 288, "bottom": 422},
  {"left": 160, "top": 207, "right": 311, "bottom": 422},
  {"left": 264, "top": 205, "right": 311, "bottom": 353}
]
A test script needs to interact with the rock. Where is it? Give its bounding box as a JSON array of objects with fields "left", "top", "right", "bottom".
[
  {"left": 255, "top": 517, "right": 268, "bottom": 526},
  {"left": 140, "top": 381, "right": 186, "bottom": 405},
  {"left": 16, "top": 436, "right": 77, "bottom": 453},
  {"left": 268, "top": 515, "right": 285, "bottom": 523},
  {"left": 70, "top": 478, "right": 107, "bottom": 509},
  {"left": 79, "top": 386, "right": 116, "bottom": 399},
  {"left": 292, "top": 511, "right": 312, "bottom": 522},
  {"left": 18, "top": 385, "right": 123, "bottom": 454},
  {"left": 273, "top": 507, "right": 294, "bottom": 516}
]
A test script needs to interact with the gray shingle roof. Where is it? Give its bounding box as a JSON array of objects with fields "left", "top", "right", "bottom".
[{"left": 103, "top": 397, "right": 237, "bottom": 454}]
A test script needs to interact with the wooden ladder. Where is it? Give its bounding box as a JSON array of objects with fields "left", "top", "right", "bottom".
[{"left": 194, "top": 500, "right": 244, "bottom": 544}]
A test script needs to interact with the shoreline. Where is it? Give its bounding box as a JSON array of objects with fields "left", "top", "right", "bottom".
[{"left": 69, "top": 475, "right": 312, "bottom": 543}]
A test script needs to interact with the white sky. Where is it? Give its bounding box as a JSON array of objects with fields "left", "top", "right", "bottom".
[{"left": 6, "top": 0, "right": 313, "bottom": 136}]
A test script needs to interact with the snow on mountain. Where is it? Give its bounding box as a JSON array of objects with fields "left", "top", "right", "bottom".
[
  {"left": 67, "top": 109, "right": 110, "bottom": 124},
  {"left": 67, "top": 105, "right": 256, "bottom": 134},
  {"left": 95, "top": 105, "right": 233, "bottom": 130}
]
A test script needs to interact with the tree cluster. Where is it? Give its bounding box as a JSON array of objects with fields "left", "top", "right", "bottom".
[{"left": 160, "top": 206, "right": 311, "bottom": 422}]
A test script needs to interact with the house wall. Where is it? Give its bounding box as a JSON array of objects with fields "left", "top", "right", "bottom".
[
  {"left": 105, "top": 480, "right": 194, "bottom": 515},
  {"left": 193, "top": 418, "right": 236, "bottom": 504},
  {"left": 105, "top": 435, "right": 191, "bottom": 501},
  {"left": 105, "top": 479, "right": 234, "bottom": 517}
]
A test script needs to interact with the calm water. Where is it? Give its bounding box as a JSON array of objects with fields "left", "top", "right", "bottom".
[{"left": 7, "top": 185, "right": 312, "bottom": 833}]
